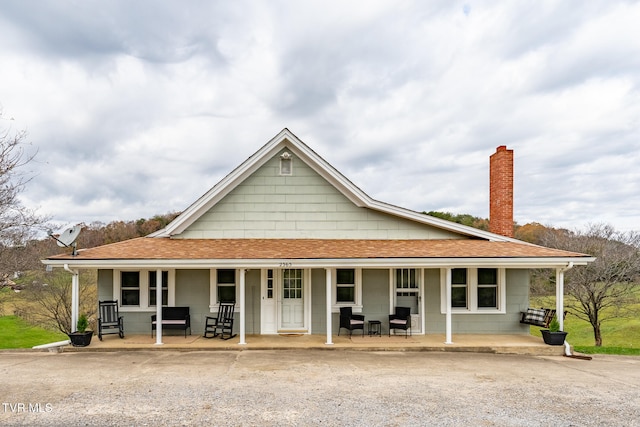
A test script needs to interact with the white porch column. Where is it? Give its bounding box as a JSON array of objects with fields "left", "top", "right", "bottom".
[
  {"left": 155, "top": 268, "right": 163, "bottom": 345},
  {"left": 64, "top": 264, "right": 79, "bottom": 332},
  {"left": 556, "top": 268, "right": 563, "bottom": 331},
  {"left": 239, "top": 268, "right": 246, "bottom": 345},
  {"left": 445, "top": 268, "right": 453, "bottom": 344},
  {"left": 325, "top": 268, "right": 333, "bottom": 345}
]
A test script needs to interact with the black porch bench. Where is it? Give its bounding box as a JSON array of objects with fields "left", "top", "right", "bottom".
[
  {"left": 520, "top": 307, "right": 565, "bottom": 329},
  {"left": 151, "top": 306, "right": 191, "bottom": 337}
]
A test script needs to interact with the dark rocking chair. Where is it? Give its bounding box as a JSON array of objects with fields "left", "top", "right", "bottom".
[
  {"left": 204, "top": 302, "right": 237, "bottom": 340},
  {"left": 98, "top": 300, "right": 124, "bottom": 341}
]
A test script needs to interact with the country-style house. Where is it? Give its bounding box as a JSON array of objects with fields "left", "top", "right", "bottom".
[{"left": 43, "top": 129, "right": 593, "bottom": 344}]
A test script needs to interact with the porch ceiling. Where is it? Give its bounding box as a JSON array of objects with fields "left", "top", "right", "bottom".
[{"left": 45, "top": 237, "right": 591, "bottom": 264}]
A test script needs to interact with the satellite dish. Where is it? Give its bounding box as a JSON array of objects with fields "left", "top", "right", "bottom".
[
  {"left": 56, "top": 225, "right": 82, "bottom": 247},
  {"left": 48, "top": 225, "right": 82, "bottom": 256}
]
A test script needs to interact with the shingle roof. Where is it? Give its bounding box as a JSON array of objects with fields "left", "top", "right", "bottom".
[{"left": 47, "top": 237, "right": 589, "bottom": 261}]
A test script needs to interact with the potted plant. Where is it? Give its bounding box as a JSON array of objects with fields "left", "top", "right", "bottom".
[
  {"left": 67, "top": 314, "right": 93, "bottom": 347},
  {"left": 540, "top": 316, "right": 568, "bottom": 345}
]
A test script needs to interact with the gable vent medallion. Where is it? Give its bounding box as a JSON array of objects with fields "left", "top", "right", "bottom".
[{"left": 280, "top": 151, "right": 293, "bottom": 175}]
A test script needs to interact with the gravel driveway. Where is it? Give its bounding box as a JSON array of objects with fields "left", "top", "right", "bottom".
[{"left": 1, "top": 350, "right": 638, "bottom": 426}]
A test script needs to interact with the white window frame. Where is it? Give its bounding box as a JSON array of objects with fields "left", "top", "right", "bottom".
[
  {"left": 119, "top": 271, "right": 141, "bottom": 307},
  {"left": 477, "top": 268, "right": 499, "bottom": 309},
  {"left": 451, "top": 268, "right": 468, "bottom": 309},
  {"left": 209, "top": 268, "right": 241, "bottom": 313},
  {"left": 113, "top": 269, "right": 175, "bottom": 312},
  {"left": 440, "top": 268, "right": 506, "bottom": 314},
  {"left": 331, "top": 268, "right": 362, "bottom": 312}
]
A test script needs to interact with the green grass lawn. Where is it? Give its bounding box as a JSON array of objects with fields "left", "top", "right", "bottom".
[
  {"left": 0, "top": 316, "right": 68, "bottom": 349},
  {"left": 529, "top": 296, "right": 640, "bottom": 356}
]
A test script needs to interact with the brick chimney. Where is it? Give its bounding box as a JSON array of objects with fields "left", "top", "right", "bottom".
[{"left": 489, "top": 146, "right": 514, "bottom": 238}]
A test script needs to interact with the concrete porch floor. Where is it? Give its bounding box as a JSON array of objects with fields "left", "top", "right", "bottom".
[{"left": 64, "top": 333, "right": 567, "bottom": 355}]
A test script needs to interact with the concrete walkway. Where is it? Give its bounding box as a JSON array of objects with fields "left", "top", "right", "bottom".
[{"left": 58, "top": 332, "right": 567, "bottom": 355}]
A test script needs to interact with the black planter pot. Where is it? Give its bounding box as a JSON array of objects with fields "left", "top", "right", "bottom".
[
  {"left": 68, "top": 331, "right": 93, "bottom": 347},
  {"left": 541, "top": 330, "right": 568, "bottom": 346}
]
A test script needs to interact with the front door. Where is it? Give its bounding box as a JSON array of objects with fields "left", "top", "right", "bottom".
[
  {"left": 393, "top": 268, "right": 423, "bottom": 334},
  {"left": 280, "top": 268, "right": 305, "bottom": 330},
  {"left": 261, "top": 268, "right": 308, "bottom": 333}
]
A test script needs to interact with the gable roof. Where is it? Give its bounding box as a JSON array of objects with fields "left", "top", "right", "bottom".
[{"left": 151, "top": 128, "right": 517, "bottom": 242}]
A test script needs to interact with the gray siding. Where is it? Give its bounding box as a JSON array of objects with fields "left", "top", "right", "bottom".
[
  {"left": 424, "top": 269, "right": 530, "bottom": 334},
  {"left": 174, "top": 270, "right": 209, "bottom": 336},
  {"left": 177, "top": 150, "right": 462, "bottom": 240},
  {"left": 97, "top": 269, "right": 113, "bottom": 302},
  {"left": 311, "top": 269, "right": 327, "bottom": 333},
  {"left": 244, "top": 269, "right": 261, "bottom": 334},
  {"left": 361, "top": 269, "right": 391, "bottom": 331}
]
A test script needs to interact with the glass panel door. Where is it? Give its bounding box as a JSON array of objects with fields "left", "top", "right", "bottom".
[{"left": 280, "top": 269, "right": 304, "bottom": 329}]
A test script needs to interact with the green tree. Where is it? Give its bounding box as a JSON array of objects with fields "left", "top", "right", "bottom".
[{"left": 425, "top": 211, "right": 489, "bottom": 230}]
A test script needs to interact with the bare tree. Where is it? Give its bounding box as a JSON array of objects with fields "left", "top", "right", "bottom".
[
  {"left": 0, "top": 112, "right": 48, "bottom": 277},
  {"left": 541, "top": 224, "right": 640, "bottom": 346},
  {"left": 20, "top": 270, "right": 97, "bottom": 334}
]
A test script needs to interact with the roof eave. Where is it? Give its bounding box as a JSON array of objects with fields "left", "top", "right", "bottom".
[{"left": 42, "top": 256, "right": 595, "bottom": 270}]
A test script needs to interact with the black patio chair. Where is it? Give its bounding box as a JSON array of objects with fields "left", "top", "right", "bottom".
[
  {"left": 389, "top": 306, "right": 411, "bottom": 338},
  {"left": 204, "top": 302, "right": 236, "bottom": 340},
  {"left": 98, "top": 300, "right": 124, "bottom": 341},
  {"left": 338, "top": 306, "right": 365, "bottom": 337}
]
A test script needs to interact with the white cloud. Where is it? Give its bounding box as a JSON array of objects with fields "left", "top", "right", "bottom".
[{"left": 1, "top": 0, "right": 639, "bottom": 232}]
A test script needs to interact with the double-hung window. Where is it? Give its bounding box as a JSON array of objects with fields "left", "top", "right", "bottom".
[
  {"left": 441, "top": 268, "right": 504, "bottom": 313},
  {"left": 121, "top": 272, "right": 140, "bottom": 306},
  {"left": 332, "top": 268, "right": 362, "bottom": 310},
  {"left": 477, "top": 268, "right": 498, "bottom": 308},
  {"left": 451, "top": 268, "right": 468, "bottom": 308},
  {"left": 114, "top": 269, "right": 175, "bottom": 310},
  {"left": 336, "top": 269, "right": 356, "bottom": 303},
  {"left": 216, "top": 269, "right": 236, "bottom": 303}
]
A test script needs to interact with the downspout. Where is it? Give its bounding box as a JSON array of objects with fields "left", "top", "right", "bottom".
[{"left": 64, "top": 264, "right": 79, "bottom": 333}]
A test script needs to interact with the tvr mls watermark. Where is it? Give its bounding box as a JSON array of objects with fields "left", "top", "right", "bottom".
[{"left": 3, "top": 402, "right": 53, "bottom": 413}]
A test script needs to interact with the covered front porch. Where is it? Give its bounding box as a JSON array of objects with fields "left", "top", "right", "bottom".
[{"left": 60, "top": 332, "right": 567, "bottom": 356}]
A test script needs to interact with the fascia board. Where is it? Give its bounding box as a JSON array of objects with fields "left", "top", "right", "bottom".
[{"left": 43, "top": 256, "right": 595, "bottom": 270}]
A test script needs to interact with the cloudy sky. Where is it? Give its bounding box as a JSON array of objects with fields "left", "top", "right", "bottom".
[{"left": 1, "top": 1, "right": 639, "bottom": 233}]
